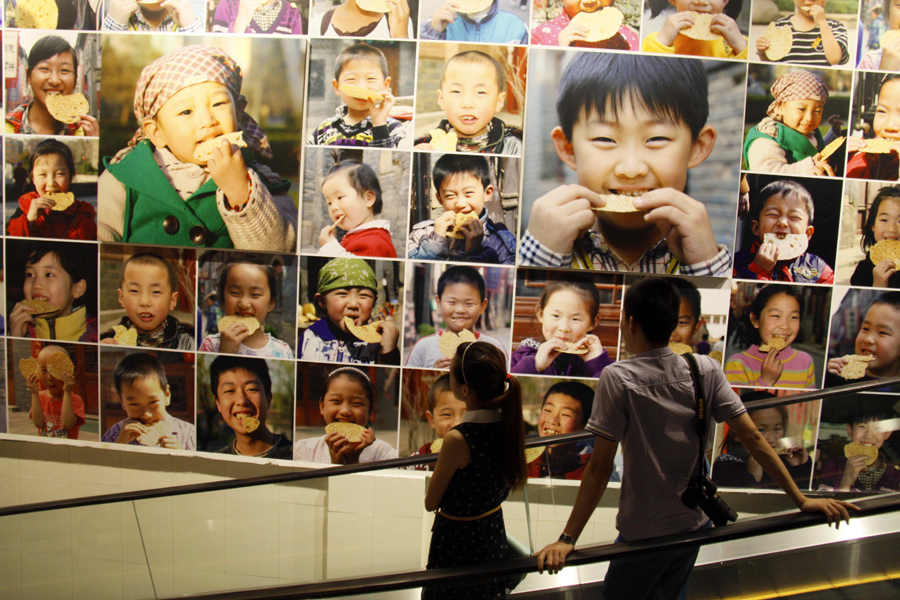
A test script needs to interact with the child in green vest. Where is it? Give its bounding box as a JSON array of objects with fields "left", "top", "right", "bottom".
[
  {"left": 97, "top": 44, "right": 298, "bottom": 252},
  {"left": 743, "top": 70, "right": 834, "bottom": 177}
]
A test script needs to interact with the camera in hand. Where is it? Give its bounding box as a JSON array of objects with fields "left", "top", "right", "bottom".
[{"left": 681, "top": 475, "right": 737, "bottom": 527}]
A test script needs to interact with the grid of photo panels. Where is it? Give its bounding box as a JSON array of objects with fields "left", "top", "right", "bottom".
[{"left": 0, "top": 0, "right": 898, "bottom": 496}]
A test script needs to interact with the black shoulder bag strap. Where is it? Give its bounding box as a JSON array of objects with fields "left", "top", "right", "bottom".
[{"left": 681, "top": 352, "right": 708, "bottom": 478}]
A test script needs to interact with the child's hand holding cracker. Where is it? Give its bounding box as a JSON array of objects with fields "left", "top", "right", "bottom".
[
  {"left": 433, "top": 211, "right": 457, "bottom": 238},
  {"left": 756, "top": 33, "right": 771, "bottom": 61},
  {"left": 759, "top": 348, "right": 784, "bottom": 387},
  {"left": 827, "top": 355, "right": 850, "bottom": 376},
  {"left": 558, "top": 20, "right": 589, "bottom": 47},
  {"left": 10, "top": 301, "right": 38, "bottom": 338},
  {"left": 27, "top": 196, "right": 58, "bottom": 222},
  {"left": 840, "top": 454, "right": 870, "bottom": 490},
  {"left": 385, "top": 0, "right": 411, "bottom": 38},
  {"left": 369, "top": 91, "right": 396, "bottom": 128},
  {"left": 658, "top": 11, "right": 696, "bottom": 46},
  {"left": 812, "top": 155, "right": 835, "bottom": 177},
  {"left": 580, "top": 334, "right": 604, "bottom": 362},
  {"left": 458, "top": 217, "right": 485, "bottom": 254},
  {"left": 634, "top": 189, "right": 721, "bottom": 267},
  {"left": 873, "top": 259, "right": 898, "bottom": 288},
  {"left": 78, "top": 115, "right": 99, "bottom": 137},
  {"left": 535, "top": 338, "right": 569, "bottom": 372},
  {"left": 159, "top": 434, "right": 185, "bottom": 450},
  {"left": 431, "top": 1, "right": 458, "bottom": 33},
  {"left": 160, "top": 0, "right": 199, "bottom": 27},
  {"left": 219, "top": 320, "right": 254, "bottom": 354},
  {"left": 115, "top": 420, "right": 147, "bottom": 444},
  {"left": 527, "top": 185, "right": 607, "bottom": 255},
  {"left": 107, "top": 0, "right": 139, "bottom": 25},
  {"left": 25, "top": 372, "right": 41, "bottom": 395},
  {"left": 375, "top": 320, "right": 400, "bottom": 355},
  {"left": 710, "top": 14, "right": 747, "bottom": 55},
  {"left": 882, "top": 35, "right": 900, "bottom": 71},
  {"left": 325, "top": 427, "right": 375, "bottom": 464},
  {"left": 753, "top": 239, "right": 779, "bottom": 272},
  {"left": 319, "top": 223, "right": 338, "bottom": 247},
  {"left": 207, "top": 137, "right": 251, "bottom": 210},
  {"left": 60, "top": 371, "right": 76, "bottom": 394}
]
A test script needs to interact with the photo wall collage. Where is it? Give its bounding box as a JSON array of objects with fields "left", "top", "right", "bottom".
[{"left": 1, "top": 0, "right": 899, "bottom": 494}]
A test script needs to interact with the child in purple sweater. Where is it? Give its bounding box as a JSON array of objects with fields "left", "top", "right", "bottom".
[
  {"left": 511, "top": 276, "right": 612, "bottom": 377},
  {"left": 212, "top": 0, "right": 303, "bottom": 34}
]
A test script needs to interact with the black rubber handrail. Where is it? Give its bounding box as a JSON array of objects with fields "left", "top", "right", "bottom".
[
  {"left": 0, "top": 375, "right": 896, "bottom": 517},
  {"left": 170, "top": 493, "right": 900, "bottom": 600}
]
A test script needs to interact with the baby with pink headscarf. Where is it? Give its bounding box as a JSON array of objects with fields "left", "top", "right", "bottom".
[
  {"left": 98, "top": 44, "right": 297, "bottom": 251},
  {"left": 742, "top": 70, "right": 836, "bottom": 177}
]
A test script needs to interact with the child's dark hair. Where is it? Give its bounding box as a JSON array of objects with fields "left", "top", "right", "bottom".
[
  {"left": 861, "top": 185, "right": 900, "bottom": 252},
  {"left": 543, "top": 381, "right": 594, "bottom": 426},
  {"left": 432, "top": 154, "right": 492, "bottom": 197},
  {"left": 217, "top": 258, "right": 278, "bottom": 307},
  {"left": 323, "top": 366, "right": 376, "bottom": 416},
  {"left": 849, "top": 407, "right": 894, "bottom": 427},
  {"left": 113, "top": 352, "right": 168, "bottom": 396},
  {"left": 324, "top": 160, "right": 383, "bottom": 215},
  {"left": 536, "top": 276, "right": 600, "bottom": 336},
  {"left": 123, "top": 253, "right": 178, "bottom": 293},
  {"left": 334, "top": 42, "right": 389, "bottom": 80},
  {"left": 872, "top": 291, "right": 900, "bottom": 313},
  {"left": 26, "top": 35, "right": 78, "bottom": 77},
  {"left": 29, "top": 139, "right": 75, "bottom": 181},
  {"left": 557, "top": 54, "right": 709, "bottom": 142},
  {"left": 752, "top": 180, "right": 815, "bottom": 229},
  {"left": 441, "top": 51, "right": 505, "bottom": 91},
  {"left": 622, "top": 277, "right": 680, "bottom": 345},
  {"left": 748, "top": 284, "right": 805, "bottom": 344},
  {"left": 25, "top": 242, "right": 93, "bottom": 309},
  {"left": 453, "top": 342, "right": 526, "bottom": 490},
  {"left": 437, "top": 265, "right": 486, "bottom": 301},
  {"left": 210, "top": 355, "right": 272, "bottom": 400},
  {"left": 668, "top": 277, "right": 702, "bottom": 324},
  {"left": 427, "top": 374, "right": 453, "bottom": 412}
]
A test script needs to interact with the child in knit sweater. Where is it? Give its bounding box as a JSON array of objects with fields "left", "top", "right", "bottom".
[{"left": 726, "top": 284, "right": 816, "bottom": 389}]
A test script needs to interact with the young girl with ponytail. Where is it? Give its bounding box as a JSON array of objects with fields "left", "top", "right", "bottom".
[{"left": 424, "top": 341, "right": 526, "bottom": 599}]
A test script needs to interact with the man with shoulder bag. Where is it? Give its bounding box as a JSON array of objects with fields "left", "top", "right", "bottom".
[{"left": 536, "top": 277, "right": 857, "bottom": 600}]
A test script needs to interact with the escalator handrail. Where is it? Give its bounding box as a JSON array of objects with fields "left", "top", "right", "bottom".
[
  {"left": 170, "top": 492, "right": 900, "bottom": 600},
  {"left": 1, "top": 374, "right": 897, "bottom": 517}
]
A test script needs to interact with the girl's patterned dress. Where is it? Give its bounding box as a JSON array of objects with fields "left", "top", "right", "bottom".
[{"left": 425, "top": 418, "right": 511, "bottom": 599}]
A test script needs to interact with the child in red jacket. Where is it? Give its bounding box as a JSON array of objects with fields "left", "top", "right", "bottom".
[
  {"left": 317, "top": 159, "right": 397, "bottom": 258},
  {"left": 7, "top": 139, "right": 96, "bottom": 240}
]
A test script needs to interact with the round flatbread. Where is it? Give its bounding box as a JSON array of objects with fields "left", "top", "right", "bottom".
[
  {"left": 45, "top": 94, "right": 88, "bottom": 125},
  {"left": 560, "top": 342, "right": 589, "bottom": 355},
  {"left": 20, "top": 298, "right": 59, "bottom": 315},
  {"left": 680, "top": 11, "right": 721, "bottom": 41},
  {"left": 883, "top": 30, "right": 900, "bottom": 47},
  {"left": 14, "top": 0, "right": 58, "bottom": 29},
  {"left": 759, "top": 336, "right": 787, "bottom": 353},
  {"left": 344, "top": 316, "right": 382, "bottom": 343},
  {"left": 44, "top": 192, "right": 75, "bottom": 212},
  {"left": 193, "top": 132, "right": 246, "bottom": 162},
  {"left": 570, "top": 7, "right": 624, "bottom": 42},
  {"left": 439, "top": 329, "right": 477, "bottom": 358},
  {"left": 338, "top": 84, "right": 384, "bottom": 102},
  {"left": 455, "top": 0, "right": 492, "bottom": 13},
  {"left": 764, "top": 23, "right": 793, "bottom": 61},
  {"left": 113, "top": 324, "right": 138, "bottom": 346},
  {"left": 137, "top": 421, "right": 167, "bottom": 447},
  {"left": 861, "top": 138, "right": 898, "bottom": 154},
  {"left": 429, "top": 129, "right": 458, "bottom": 152},
  {"left": 669, "top": 342, "right": 693, "bottom": 355},
  {"left": 447, "top": 212, "right": 478, "bottom": 239},
  {"left": 844, "top": 442, "right": 878, "bottom": 466},
  {"left": 762, "top": 233, "right": 808, "bottom": 261},
  {"left": 740, "top": 176, "right": 750, "bottom": 194},
  {"left": 46, "top": 352, "right": 74, "bottom": 380},
  {"left": 430, "top": 438, "right": 444, "bottom": 453},
  {"left": 325, "top": 422, "right": 367, "bottom": 442},
  {"left": 839, "top": 354, "right": 875, "bottom": 380},
  {"left": 708, "top": 350, "right": 723, "bottom": 364},
  {"left": 357, "top": 0, "right": 390, "bottom": 11},
  {"left": 240, "top": 415, "right": 260, "bottom": 433},
  {"left": 525, "top": 446, "right": 545, "bottom": 464},
  {"left": 19, "top": 357, "right": 40, "bottom": 380},
  {"left": 870, "top": 239, "right": 900, "bottom": 267},
  {"left": 817, "top": 136, "right": 846, "bottom": 162},
  {"left": 593, "top": 194, "right": 643, "bottom": 213},
  {"left": 218, "top": 315, "right": 260, "bottom": 335}
]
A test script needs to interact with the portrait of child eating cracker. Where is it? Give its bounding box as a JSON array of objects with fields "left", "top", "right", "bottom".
[
  {"left": 24, "top": 344, "right": 84, "bottom": 439},
  {"left": 293, "top": 366, "right": 398, "bottom": 464},
  {"left": 531, "top": 0, "right": 639, "bottom": 49},
  {"left": 755, "top": 0, "right": 849, "bottom": 65},
  {"left": 102, "top": 352, "right": 195, "bottom": 450},
  {"left": 98, "top": 44, "right": 297, "bottom": 251},
  {"left": 642, "top": 0, "right": 748, "bottom": 58}
]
